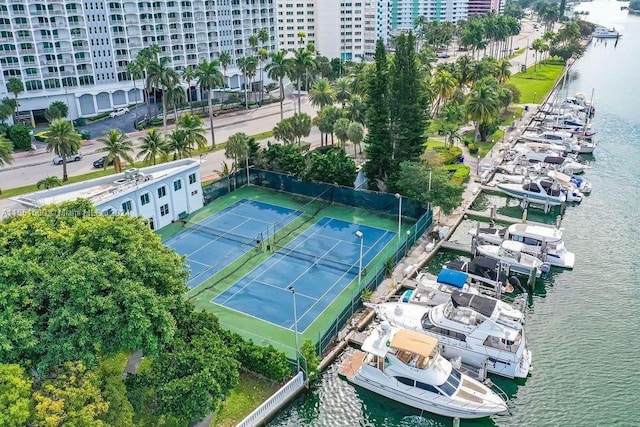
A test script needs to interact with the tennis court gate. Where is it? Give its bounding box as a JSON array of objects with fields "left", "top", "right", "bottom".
[{"left": 201, "top": 169, "right": 433, "bottom": 355}]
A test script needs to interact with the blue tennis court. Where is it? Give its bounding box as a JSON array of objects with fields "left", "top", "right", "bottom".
[
  {"left": 212, "top": 217, "right": 396, "bottom": 331},
  {"left": 164, "top": 199, "right": 301, "bottom": 288}
]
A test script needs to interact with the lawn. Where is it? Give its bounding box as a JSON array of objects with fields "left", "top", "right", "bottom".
[
  {"left": 210, "top": 371, "right": 280, "bottom": 426},
  {"left": 510, "top": 60, "right": 565, "bottom": 105}
]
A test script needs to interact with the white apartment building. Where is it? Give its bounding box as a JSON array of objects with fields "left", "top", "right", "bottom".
[
  {"left": 277, "top": 0, "right": 390, "bottom": 62},
  {"left": 390, "top": 0, "right": 468, "bottom": 32},
  {"left": 12, "top": 159, "right": 204, "bottom": 230},
  {"left": 0, "top": 0, "right": 277, "bottom": 123}
]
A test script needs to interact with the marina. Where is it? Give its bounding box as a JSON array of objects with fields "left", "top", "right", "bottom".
[{"left": 268, "top": 2, "right": 640, "bottom": 425}]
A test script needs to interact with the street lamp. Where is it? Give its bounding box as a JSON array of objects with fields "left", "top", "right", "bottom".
[
  {"left": 355, "top": 231, "right": 364, "bottom": 287},
  {"left": 394, "top": 193, "right": 402, "bottom": 246},
  {"left": 533, "top": 91, "right": 537, "bottom": 104},
  {"left": 287, "top": 285, "right": 300, "bottom": 373}
]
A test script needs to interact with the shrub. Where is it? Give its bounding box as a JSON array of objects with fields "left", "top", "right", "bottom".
[
  {"left": 8, "top": 124, "right": 31, "bottom": 150},
  {"left": 442, "top": 164, "right": 471, "bottom": 185},
  {"left": 222, "top": 330, "right": 292, "bottom": 382},
  {"left": 438, "top": 146, "right": 463, "bottom": 165},
  {"left": 0, "top": 123, "right": 9, "bottom": 137},
  {"left": 468, "top": 143, "right": 479, "bottom": 154},
  {"left": 73, "top": 117, "right": 87, "bottom": 127},
  {"left": 79, "top": 130, "right": 91, "bottom": 140},
  {"left": 149, "top": 118, "right": 162, "bottom": 126},
  {"left": 301, "top": 340, "right": 320, "bottom": 381}
]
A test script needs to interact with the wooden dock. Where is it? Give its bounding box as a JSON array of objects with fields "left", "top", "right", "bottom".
[
  {"left": 465, "top": 209, "right": 522, "bottom": 225},
  {"left": 439, "top": 240, "right": 473, "bottom": 254}
]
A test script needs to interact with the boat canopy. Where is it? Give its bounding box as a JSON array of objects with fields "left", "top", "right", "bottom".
[
  {"left": 451, "top": 291, "right": 497, "bottom": 317},
  {"left": 436, "top": 269, "right": 468, "bottom": 289},
  {"left": 470, "top": 256, "right": 499, "bottom": 271},
  {"left": 390, "top": 329, "right": 438, "bottom": 358},
  {"left": 543, "top": 156, "right": 565, "bottom": 165}
]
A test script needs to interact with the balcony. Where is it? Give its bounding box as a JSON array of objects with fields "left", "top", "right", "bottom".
[
  {"left": 20, "top": 47, "right": 36, "bottom": 54},
  {"left": 2, "top": 62, "right": 20, "bottom": 69},
  {"left": 114, "top": 53, "right": 129, "bottom": 60},
  {"left": 77, "top": 68, "right": 93, "bottom": 75},
  {"left": 0, "top": 36, "right": 14, "bottom": 42},
  {"left": 73, "top": 44, "right": 89, "bottom": 52}
]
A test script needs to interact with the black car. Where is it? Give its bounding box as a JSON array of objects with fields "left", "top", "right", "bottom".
[{"left": 93, "top": 155, "right": 114, "bottom": 168}]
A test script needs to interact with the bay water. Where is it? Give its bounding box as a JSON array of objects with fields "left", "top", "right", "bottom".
[{"left": 269, "top": 2, "right": 640, "bottom": 425}]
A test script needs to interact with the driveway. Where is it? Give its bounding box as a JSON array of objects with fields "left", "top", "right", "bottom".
[{"left": 77, "top": 104, "right": 154, "bottom": 139}]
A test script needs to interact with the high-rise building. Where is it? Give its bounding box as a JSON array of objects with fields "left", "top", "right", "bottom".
[
  {"left": 0, "top": 0, "right": 277, "bottom": 122},
  {"left": 390, "top": 0, "right": 468, "bottom": 32}
]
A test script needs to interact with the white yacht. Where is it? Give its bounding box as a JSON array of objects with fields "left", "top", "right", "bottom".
[
  {"left": 401, "top": 270, "right": 480, "bottom": 308},
  {"left": 338, "top": 323, "right": 509, "bottom": 418},
  {"left": 594, "top": 26, "right": 621, "bottom": 38},
  {"left": 372, "top": 294, "right": 532, "bottom": 379},
  {"left": 496, "top": 177, "right": 567, "bottom": 206},
  {"left": 470, "top": 222, "right": 575, "bottom": 269},
  {"left": 475, "top": 240, "right": 551, "bottom": 277}
]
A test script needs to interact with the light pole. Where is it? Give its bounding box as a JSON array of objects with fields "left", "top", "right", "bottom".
[
  {"left": 394, "top": 193, "right": 402, "bottom": 247},
  {"left": 533, "top": 91, "right": 537, "bottom": 104},
  {"left": 355, "top": 231, "right": 364, "bottom": 287},
  {"left": 287, "top": 285, "right": 300, "bottom": 372},
  {"left": 523, "top": 38, "right": 529, "bottom": 70}
]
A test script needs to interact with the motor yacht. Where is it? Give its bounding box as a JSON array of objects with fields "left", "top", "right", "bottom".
[
  {"left": 401, "top": 270, "right": 480, "bottom": 308},
  {"left": 496, "top": 177, "right": 567, "bottom": 206},
  {"left": 475, "top": 240, "right": 551, "bottom": 277}
]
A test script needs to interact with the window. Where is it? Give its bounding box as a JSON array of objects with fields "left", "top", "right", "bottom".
[
  {"left": 416, "top": 381, "right": 441, "bottom": 394},
  {"left": 395, "top": 376, "right": 415, "bottom": 387},
  {"left": 160, "top": 204, "right": 170, "bottom": 216},
  {"left": 140, "top": 193, "right": 150, "bottom": 205},
  {"left": 173, "top": 179, "right": 182, "bottom": 191},
  {"left": 122, "top": 200, "right": 132, "bottom": 213},
  {"left": 188, "top": 173, "right": 196, "bottom": 184},
  {"left": 158, "top": 186, "right": 167, "bottom": 198}
]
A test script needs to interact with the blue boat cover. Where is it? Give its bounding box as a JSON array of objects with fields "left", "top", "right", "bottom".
[
  {"left": 402, "top": 290, "right": 413, "bottom": 303},
  {"left": 436, "top": 269, "right": 468, "bottom": 288}
]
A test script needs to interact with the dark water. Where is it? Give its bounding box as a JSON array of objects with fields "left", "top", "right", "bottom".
[{"left": 269, "top": 3, "right": 640, "bottom": 425}]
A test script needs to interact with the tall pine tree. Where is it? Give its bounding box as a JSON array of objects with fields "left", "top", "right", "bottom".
[
  {"left": 363, "top": 39, "right": 393, "bottom": 190},
  {"left": 388, "top": 32, "right": 428, "bottom": 188}
]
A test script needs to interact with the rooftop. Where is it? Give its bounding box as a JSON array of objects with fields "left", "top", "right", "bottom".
[{"left": 12, "top": 158, "right": 200, "bottom": 209}]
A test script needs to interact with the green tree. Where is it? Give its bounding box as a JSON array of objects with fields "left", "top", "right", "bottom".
[
  {"left": 0, "top": 136, "right": 13, "bottom": 168},
  {"left": 126, "top": 310, "right": 239, "bottom": 426},
  {"left": 218, "top": 51, "right": 232, "bottom": 95},
  {"left": 0, "top": 99, "right": 14, "bottom": 123},
  {"left": 309, "top": 78, "right": 335, "bottom": 109},
  {"left": 257, "top": 47, "right": 269, "bottom": 105},
  {"left": 181, "top": 65, "right": 196, "bottom": 113},
  {"left": 126, "top": 61, "right": 143, "bottom": 109},
  {"left": 97, "top": 129, "right": 134, "bottom": 173},
  {"left": 137, "top": 128, "right": 167, "bottom": 165},
  {"left": 333, "top": 77, "right": 352, "bottom": 108},
  {"left": 0, "top": 364, "right": 32, "bottom": 427},
  {"left": 317, "top": 105, "right": 342, "bottom": 145},
  {"left": 465, "top": 79, "right": 500, "bottom": 141},
  {"left": 236, "top": 56, "right": 254, "bottom": 109},
  {"left": 6, "top": 78, "right": 23, "bottom": 123},
  {"left": 395, "top": 161, "right": 464, "bottom": 214},
  {"left": 347, "top": 121, "right": 364, "bottom": 157},
  {"left": 177, "top": 112, "right": 207, "bottom": 151},
  {"left": 136, "top": 44, "right": 161, "bottom": 117},
  {"left": 36, "top": 176, "right": 63, "bottom": 190},
  {"left": 333, "top": 117, "right": 351, "bottom": 149},
  {"left": 273, "top": 118, "right": 296, "bottom": 145},
  {"left": 0, "top": 199, "right": 188, "bottom": 373},
  {"left": 265, "top": 50, "right": 293, "bottom": 121},
  {"left": 45, "top": 119, "right": 81, "bottom": 181},
  {"left": 303, "top": 149, "right": 357, "bottom": 186},
  {"left": 290, "top": 112, "right": 312, "bottom": 146},
  {"left": 44, "top": 101, "right": 69, "bottom": 122},
  {"left": 293, "top": 47, "right": 314, "bottom": 112},
  {"left": 225, "top": 132, "right": 250, "bottom": 172},
  {"left": 300, "top": 340, "right": 319, "bottom": 381},
  {"left": 195, "top": 59, "right": 223, "bottom": 147},
  {"left": 347, "top": 94, "right": 366, "bottom": 125},
  {"left": 8, "top": 124, "right": 31, "bottom": 150},
  {"left": 259, "top": 142, "right": 305, "bottom": 175},
  {"left": 431, "top": 69, "right": 458, "bottom": 114},
  {"left": 166, "top": 128, "right": 192, "bottom": 159},
  {"left": 165, "top": 84, "right": 186, "bottom": 121},
  {"left": 146, "top": 57, "right": 179, "bottom": 132},
  {"left": 363, "top": 39, "right": 393, "bottom": 190}
]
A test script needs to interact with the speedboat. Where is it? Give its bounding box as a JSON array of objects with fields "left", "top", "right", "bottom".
[
  {"left": 496, "top": 177, "right": 566, "bottom": 206},
  {"left": 371, "top": 294, "right": 532, "bottom": 379},
  {"left": 594, "top": 26, "right": 621, "bottom": 38},
  {"left": 401, "top": 270, "right": 480, "bottom": 307},
  {"left": 338, "top": 323, "right": 509, "bottom": 418},
  {"left": 470, "top": 222, "right": 575, "bottom": 269},
  {"left": 475, "top": 240, "right": 551, "bottom": 277}
]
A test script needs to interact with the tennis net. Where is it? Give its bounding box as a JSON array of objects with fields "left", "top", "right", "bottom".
[
  {"left": 184, "top": 221, "right": 261, "bottom": 247},
  {"left": 271, "top": 243, "right": 360, "bottom": 276}
]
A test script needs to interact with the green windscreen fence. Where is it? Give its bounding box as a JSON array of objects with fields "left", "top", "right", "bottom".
[{"left": 201, "top": 168, "right": 433, "bottom": 356}]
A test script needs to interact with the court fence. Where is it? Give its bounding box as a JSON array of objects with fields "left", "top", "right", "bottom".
[{"left": 201, "top": 169, "right": 433, "bottom": 356}]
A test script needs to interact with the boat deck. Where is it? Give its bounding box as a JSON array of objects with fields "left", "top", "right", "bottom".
[{"left": 338, "top": 351, "right": 366, "bottom": 379}]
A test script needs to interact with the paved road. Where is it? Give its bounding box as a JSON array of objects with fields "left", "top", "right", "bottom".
[{"left": 79, "top": 104, "right": 151, "bottom": 138}]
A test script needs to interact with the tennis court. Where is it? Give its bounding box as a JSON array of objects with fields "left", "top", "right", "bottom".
[
  {"left": 212, "top": 216, "right": 396, "bottom": 331},
  {"left": 164, "top": 199, "right": 301, "bottom": 288}
]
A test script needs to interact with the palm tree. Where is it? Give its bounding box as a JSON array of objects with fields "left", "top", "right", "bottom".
[
  {"left": 293, "top": 47, "right": 314, "bottom": 113},
  {"left": 166, "top": 129, "right": 191, "bottom": 160},
  {"left": 333, "top": 117, "right": 351, "bottom": 149},
  {"left": 431, "top": 70, "right": 458, "bottom": 114},
  {"left": 309, "top": 78, "right": 335, "bottom": 109},
  {"left": 36, "top": 176, "right": 63, "bottom": 190},
  {"left": 347, "top": 121, "right": 364, "bottom": 157},
  {"left": 126, "top": 62, "right": 143, "bottom": 113},
  {"left": 136, "top": 44, "right": 161, "bottom": 116},
  {"left": 466, "top": 83, "right": 500, "bottom": 142},
  {"left": 97, "top": 129, "right": 134, "bottom": 173},
  {"left": 347, "top": 94, "right": 366, "bottom": 125},
  {"left": 46, "top": 119, "right": 81, "bottom": 182},
  {"left": 195, "top": 59, "right": 223, "bottom": 147},
  {"left": 44, "top": 101, "right": 69, "bottom": 122},
  {"left": 177, "top": 112, "right": 207, "bottom": 151},
  {"left": 6, "top": 77, "right": 23, "bottom": 123},
  {"left": 165, "top": 85, "right": 186, "bottom": 122},
  {"left": 218, "top": 51, "right": 232, "bottom": 97},
  {"left": 257, "top": 47, "right": 269, "bottom": 105},
  {"left": 333, "top": 77, "right": 352, "bottom": 108},
  {"left": 146, "top": 57, "right": 179, "bottom": 132},
  {"left": 244, "top": 56, "right": 258, "bottom": 104},
  {"left": 225, "top": 132, "right": 250, "bottom": 172},
  {"left": 496, "top": 59, "right": 511, "bottom": 83},
  {"left": 181, "top": 65, "right": 196, "bottom": 113},
  {"left": 0, "top": 136, "right": 13, "bottom": 168},
  {"left": 237, "top": 56, "right": 257, "bottom": 108},
  {"left": 137, "top": 128, "right": 167, "bottom": 165},
  {"left": 265, "top": 51, "right": 293, "bottom": 121},
  {"left": 248, "top": 34, "right": 259, "bottom": 55}
]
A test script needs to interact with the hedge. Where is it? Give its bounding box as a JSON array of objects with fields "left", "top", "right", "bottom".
[
  {"left": 442, "top": 164, "right": 471, "bottom": 185},
  {"left": 8, "top": 124, "right": 31, "bottom": 150},
  {"left": 222, "top": 330, "right": 291, "bottom": 382}
]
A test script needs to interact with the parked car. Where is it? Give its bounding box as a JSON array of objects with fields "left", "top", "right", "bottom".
[
  {"left": 93, "top": 155, "right": 114, "bottom": 168},
  {"left": 436, "top": 51, "right": 450, "bottom": 59},
  {"left": 53, "top": 152, "right": 82, "bottom": 165},
  {"left": 109, "top": 107, "right": 129, "bottom": 118}
]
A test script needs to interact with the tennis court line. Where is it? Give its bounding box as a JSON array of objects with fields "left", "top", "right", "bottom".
[
  {"left": 291, "top": 226, "right": 395, "bottom": 331},
  {"left": 247, "top": 278, "right": 319, "bottom": 301}
]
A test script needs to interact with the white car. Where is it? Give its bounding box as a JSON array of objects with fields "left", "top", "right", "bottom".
[
  {"left": 53, "top": 152, "right": 82, "bottom": 165},
  {"left": 109, "top": 107, "right": 129, "bottom": 118}
]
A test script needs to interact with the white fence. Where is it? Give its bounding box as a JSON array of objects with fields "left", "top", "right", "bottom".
[{"left": 236, "top": 371, "right": 305, "bottom": 427}]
